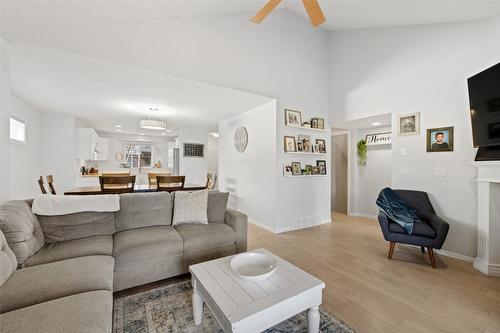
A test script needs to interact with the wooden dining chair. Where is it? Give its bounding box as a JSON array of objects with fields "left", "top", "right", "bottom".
[
  {"left": 38, "top": 175, "right": 56, "bottom": 194},
  {"left": 206, "top": 173, "right": 217, "bottom": 190},
  {"left": 102, "top": 171, "right": 131, "bottom": 177},
  {"left": 148, "top": 172, "right": 171, "bottom": 186},
  {"left": 156, "top": 176, "right": 185, "bottom": 192},
  {"left": 99, "top": 175, "right": 136, "bottom": 194}
]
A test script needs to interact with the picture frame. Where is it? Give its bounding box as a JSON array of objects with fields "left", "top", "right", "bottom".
[
  {"left": 426, "top": 126, "right": 454, "bottom": 152},
  {"left": 283, "top": 165, "right": 293, "bottom": 176},
  {"left": 297, "top": 134, "right": 311, "bottom": 152},
  {"left": 311, "top": 118, "right": 319, "bottom": 129},
  {"left": 316, "top": 139, "right": 326, "bottom": 153},
  {"left": 312, "top": 166, "right": 320, "bottom": 175},
  {"left": 291, "top": 162, "right": 302, "bottom": 175},
  {"left": 312, "top": 144, "right": 319, "bottom": 153},
  {"left": 285, "top": 109, "right": 302, "bottom": 127},
  {"left": 317, "top": 160, "right": 327, "bottom": 175},
  {"left": 317, "top": 118, "right": 325, "bottom": 130},
  {"left": 303, "top": 165, "right": 313, "bottom": 175},
  {"left": 297, "top": 141, "right": 304, "bottom": 152},
  {"left": 398, "top": 112, "right": 420, "bottom": 136},
  {"left": 284, "top": 136, "right": 297, "bottom": 152}
]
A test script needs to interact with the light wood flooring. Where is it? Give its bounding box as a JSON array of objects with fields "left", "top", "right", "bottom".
[{"left": 248, "top": 212, "right": 500, "bottom": 333}]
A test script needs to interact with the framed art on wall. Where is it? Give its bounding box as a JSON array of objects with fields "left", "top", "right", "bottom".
[
  {"left": 285, "top": 109, "right": 302, "bottom": 127},
  {"left": 297, "top": 135, "right": 311, "bottom": 152},
  {"left": 284, "top": 136, "right": 297, "bottom": 152},
  {"left": 291, "top": 162, "right": 302, "bottom": 175},
  {"left": 317, "top": 160, "right": 327, "bottom": 175},
  {"left": 316, "top": 139, "right": 326, "bottom": 153},
  {"left": 426, "top": 126, "right": 454, "bottom": 152},
  {"left": 398, "top": 112, "right": 420, "bottom": 136}
]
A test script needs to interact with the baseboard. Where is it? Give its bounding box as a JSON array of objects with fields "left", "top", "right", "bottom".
[
  {"left": 473, "top": 259, "right": 500, "bottom": 276},
  {"left": 436, "top": 249, "right": 475, "bottom": 263},
  {"left": 350, "top": 212, "right": 378, "bottom": 220},
  {"left": 249, "top": 218, "right": 331, "bottom": 234}
]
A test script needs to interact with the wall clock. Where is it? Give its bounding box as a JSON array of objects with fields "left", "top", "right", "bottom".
[{"left": 234, "top": 127, "right": 248, "bottom": 153}]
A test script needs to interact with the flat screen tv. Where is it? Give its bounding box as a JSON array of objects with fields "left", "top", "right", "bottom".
[{"left": 467, "top": 62, "right": 500, "bottom": 161}]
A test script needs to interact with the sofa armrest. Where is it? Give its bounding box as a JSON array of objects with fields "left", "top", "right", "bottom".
[
  {"left": 377, "top": 210, "right": 391, "bottom": 241},
  {"left": 427, "top": 215, "right": 450, "bottom": 249},
  {"left": 225, "top": 209, "right": 247, "bottom": 253}
]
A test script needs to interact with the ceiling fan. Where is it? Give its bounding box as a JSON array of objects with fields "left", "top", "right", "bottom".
[{"left": 251, "top": 0, "right": 326, "bottom": 27}]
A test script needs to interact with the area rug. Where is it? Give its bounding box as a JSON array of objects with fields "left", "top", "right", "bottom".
[{"left": 114, "top": 280, "right": 355, "bottom": 333}]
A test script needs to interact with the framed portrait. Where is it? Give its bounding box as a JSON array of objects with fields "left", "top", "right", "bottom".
[
  {"left": 311, "top": 118, "right": 319, "bottom": 129},
  {"left": 297, "top": 141, "right": 304, "bottom": 152},
  {"left": 317, "top": 118, "right": 325, "bottom": 130},
  {"left": 317, "top": 160, "right": 327, "bottom": 175},
  {"left": 297, "top": 134, "right": 311, "bottom": 152},
  {"left": 284, "top": 136, "right": 296, "bottom": 152},
  {"left": 427, "top": 127, "right": 454, "bottom": 152},
  {"left": 312, "top": 144, "right": 319, "bottom": 153},
  {"left": 285, "top": 109, "right": 302, "bottom": 127},
  {"left": 304, "top": 165, "right": 313, "bottom": 175},
  {"left": 398, "top": 112, "right": 420, "bottom": 136},
  {"left": 283, "top": 165, "right": 293, "bottom": 176},
  {"left": 291, "top": 162, "right": 302, "bottom": 175},
  {"left": 316, "top": 139, "right": 326, "bottom": 153},
  {"left": 312, "top": 166, "right": 320, "bottom": 175}
]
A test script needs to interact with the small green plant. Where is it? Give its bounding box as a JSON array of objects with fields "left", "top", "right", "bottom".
[{"left": 357, "top": 139, "right": 367, "bottom": 167}]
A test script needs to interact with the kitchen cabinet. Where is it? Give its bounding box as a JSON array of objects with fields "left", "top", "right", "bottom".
[{"left": 75, "top": 128, "right": 109, "bottom": 161}]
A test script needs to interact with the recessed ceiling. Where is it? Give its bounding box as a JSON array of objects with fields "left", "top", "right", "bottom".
[{"left": 10, "top": 43, "right": 272, "bottom": 135}]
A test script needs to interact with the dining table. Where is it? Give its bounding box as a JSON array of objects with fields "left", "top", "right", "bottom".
[{"left": 64, "top": 183, "right": 207, "bottom": 195}]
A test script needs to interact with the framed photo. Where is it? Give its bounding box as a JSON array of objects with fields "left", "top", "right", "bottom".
[
  {"left": 427, "top": 127, "right": 454, "bottom": 152},
  {"left": 316, "top": 139, "right": 326, "bottom": 153},
  {"left": 311, "top": 118, "right": 319, "bottom": 129},
  {"left": 398, "top": 112, "right": 420, "bottom": 136},
  {"left": 312, "top": 166, "right": 320, "bottom": 175},
  {"left": 303, "top": 165, "right": 313, "bottom": 175},
  {"left": 291, "top": 162, "right": 302, "bottom": 175},
  {"left": 285, "top": 109, "right": 302, "bottom": 127},
  {"left": 297, "top": 141, "right": 304, "bottom": 152},
  {"left": 312, "top": 144, "right": 319, "bottom": 153},
  {"left": 297, "top": 134, "right": 311, "bottom": 152},
  {"left": 283, "top": 165, "right": 293, "bottom": 176},
  {"left": 284, "top": 136, "right": 296, "bottom": 152},
  {"left": 317, "top": 118, "right": 325, "bottom": 130},
  {"left": 317, "top": 160, "right": 327, "bottom": 175}
]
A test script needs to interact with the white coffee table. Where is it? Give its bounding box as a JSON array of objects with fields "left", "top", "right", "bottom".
[{"left": 189, "top": 248, "right": 325, "bottom": 333}]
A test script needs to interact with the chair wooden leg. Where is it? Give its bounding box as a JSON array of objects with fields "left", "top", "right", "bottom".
[
  {"left": 388, "top": 241, "right": 396, "bottom": 259},
  {"left": 420, "top": 246, "right": 425, "bottom": 254},
  {"left": 427, "top": 247, "right": 437, "bottom": 268}
]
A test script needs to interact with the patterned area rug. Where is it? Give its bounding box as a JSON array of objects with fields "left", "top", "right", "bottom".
[{"left": 114, "top": 280, "right": 355, "bottom": 333}]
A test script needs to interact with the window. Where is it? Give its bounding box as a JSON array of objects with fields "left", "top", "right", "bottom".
[
  {"left": 123, "top": 143, "right": 153, "bottom": 169},
  {"left": 9, "top": 117, "right": 26, "bottom": 144},
  {"left": 183, "top": 143, "right": 204, "bottom": 157}
]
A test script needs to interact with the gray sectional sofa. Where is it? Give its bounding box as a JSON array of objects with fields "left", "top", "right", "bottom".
[{"left": 0, "top": 191, "right": 247, "bottom": 333}]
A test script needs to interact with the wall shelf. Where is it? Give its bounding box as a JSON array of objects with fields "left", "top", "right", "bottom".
[
  {"left": 283, "top": 174, "right": 327, "bottom": 178},
  {"left": 285, "top": 125, "right": 328, "bottom": 133},
  {"left": 285, "top": 151, "right": 327, "bottom": 156}
]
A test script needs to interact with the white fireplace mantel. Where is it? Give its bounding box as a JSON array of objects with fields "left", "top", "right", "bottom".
[{"left": 471, "top": 161, "right": 500, "bottom": 276}]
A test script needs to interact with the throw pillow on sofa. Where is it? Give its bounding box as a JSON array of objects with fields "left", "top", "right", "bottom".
[
  {"left": 207, "top": 191, "right": 229, "bottom": 223},
  {"left": 0, "top": 230, "right": 17, "bottom": 286},
  {"left": 173, "top": 190, "right": 208, "bottom": 226}
]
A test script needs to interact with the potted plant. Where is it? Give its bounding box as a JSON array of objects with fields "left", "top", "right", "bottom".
[{"left": 357, "top": 139, "right": 367, "bottom": 167}]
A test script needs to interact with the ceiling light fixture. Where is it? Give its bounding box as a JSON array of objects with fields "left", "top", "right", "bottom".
[
  {"left": 140, "top": 107, "right": 166, "bottom": 130},
  {"left": 371, "top": 122, "right": 382, "bottom": 126},
  {"left": 115, "top": 125, "right": 122, "bottom": 128},
  {"left": 210, "top": 132, "right": 220, "bottom": 138},
  {"left": 116, "top": 129, "right": 122, "bottom": 132}
]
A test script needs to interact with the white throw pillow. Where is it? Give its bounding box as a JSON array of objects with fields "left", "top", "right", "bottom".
[{"left": 172, "top": 190, "right": 209, "bottom": 225}]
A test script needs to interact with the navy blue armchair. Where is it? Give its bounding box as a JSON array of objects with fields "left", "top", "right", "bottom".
[{"left": 378, "top": 190, "right": 450, "bottom": 268}]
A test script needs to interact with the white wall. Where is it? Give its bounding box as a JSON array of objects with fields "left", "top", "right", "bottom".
[
  {"left": 40, "top": 113, "right": 76, "bottom": 194},
  {"left": 206, "top": 135, "right": 218, "bottom": 177},
  {"left": 8, "top": 94, "right": 42, "bottom": 199},
  {"left": 219, "top": 101, "right": 277, "bottom": 230},
  {"left": 351, "top": 126, "right": 392, "bottom": 218},
  {"left": 329, "top": 16, "right": 500, "bottom": 257},
  {"left": 0, "top": 37, "right": 11, "bottom": 203},
  {"left": 177, "top": 127, "right": 208, "bottom": 185}
]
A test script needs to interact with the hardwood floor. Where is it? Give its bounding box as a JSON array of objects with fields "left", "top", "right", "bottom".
[{"left": 248, "top": 212, "right": 500, "bottom": 333}]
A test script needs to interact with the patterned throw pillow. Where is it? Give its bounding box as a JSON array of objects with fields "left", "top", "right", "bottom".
[{"left": 172, "top": 190, "right": 209, "bottom": 226}]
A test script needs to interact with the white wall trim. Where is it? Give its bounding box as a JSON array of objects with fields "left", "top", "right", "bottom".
[
  {"left": 473, "top": 258, "right": 500, "bottom": 277},
  {"left": 248, "top": 218, "right": 276, "bottom": 233},
  {"left": 437, "top": 249, "right": 475, "bottom": 263},
  {"left": 350, "top": 212, "right": 378, "bottom": 220},
  {"left": 249, "top": 218, "right": 331, "bottom": 234}
]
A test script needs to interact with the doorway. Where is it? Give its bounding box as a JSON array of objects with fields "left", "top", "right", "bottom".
[{"left": 331, "top": 131, "right": 348, "bottom": 214}]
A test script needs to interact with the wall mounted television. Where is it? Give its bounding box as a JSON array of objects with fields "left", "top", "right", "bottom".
[{"left": 467, "top": 62, "right": 500, "bottom": 161}]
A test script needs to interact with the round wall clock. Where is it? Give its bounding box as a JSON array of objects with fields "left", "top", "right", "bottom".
[
  {"left": 234, "top": 127, "right": 248, "bottom": 153},
  {"left": 115, "top": 152, "right": 124, "bottom": 161}
]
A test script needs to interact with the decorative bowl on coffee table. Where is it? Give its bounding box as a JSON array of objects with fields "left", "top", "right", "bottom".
[{"left": 230, "top": 252, "right": 278, "bottom": 281}]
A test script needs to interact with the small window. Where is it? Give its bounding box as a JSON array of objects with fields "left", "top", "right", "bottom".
[
  {"left": 9, "top": 117, "right": 26, "bottom": 144},
  {"left": 123, "top": 143, "right": 153, "bottom": 169},
  {"left": 183, "top": 143, "right": 204, "bottom": 158}
]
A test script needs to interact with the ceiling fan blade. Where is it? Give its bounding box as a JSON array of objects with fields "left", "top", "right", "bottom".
[
  {"left": 250, "top": 0, "right": 282, "bottom": 24},
  {"left": 302, "top": 0, "right": 326, "bottom": 27}
]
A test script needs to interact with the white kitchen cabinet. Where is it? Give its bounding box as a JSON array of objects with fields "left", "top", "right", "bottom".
[{"left": 75, "top": 128, "right": 109, "bottom": 161}]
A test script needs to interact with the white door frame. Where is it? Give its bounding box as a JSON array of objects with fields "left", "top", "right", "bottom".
[{"left": 331, "top": 130, "right": 351, "bottom": 216}]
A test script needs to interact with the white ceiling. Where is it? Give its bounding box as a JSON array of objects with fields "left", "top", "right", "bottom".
[
  {"left": 2, "top": 0, "right": 500, "bottom": 35},
  {"left": 11, "top": 43, "right": 272, "bottom": 135}
]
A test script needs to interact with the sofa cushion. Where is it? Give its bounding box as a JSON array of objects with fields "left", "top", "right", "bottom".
[
  {"left": 174, "top": 223, "right": 236, "bottom": 253},
  {"left": 207, "top": 191, "right": 229, "bottom": 223},
  {"left": 36, "top": 211, "right": 116, "bottom": 243},
  {"left": 0, "top": 255, "right": 114, "bottom": 313},
  {"left": 173, "top": 190, "right": 208, "bottom": 226},
  {"left": 0, "top": 290, "right": 112, "bottom": 333},
  {"left": 113, "top": 225, "right": 183, "bottom": 268},
  {"left": 115, "top": 192, "right": 174, "bottom": 232},
  {"left": 0, "top": 200, "right": 45, "bottom": 265},
  {"left": 389, "top": 221, "right": 436, "bottom": 238},
  {"left": 22, "top": 235, "right": 113, "bottom": 267},
  {"left": 0, "top": 230, "right": 17, "bottom": 287}
]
